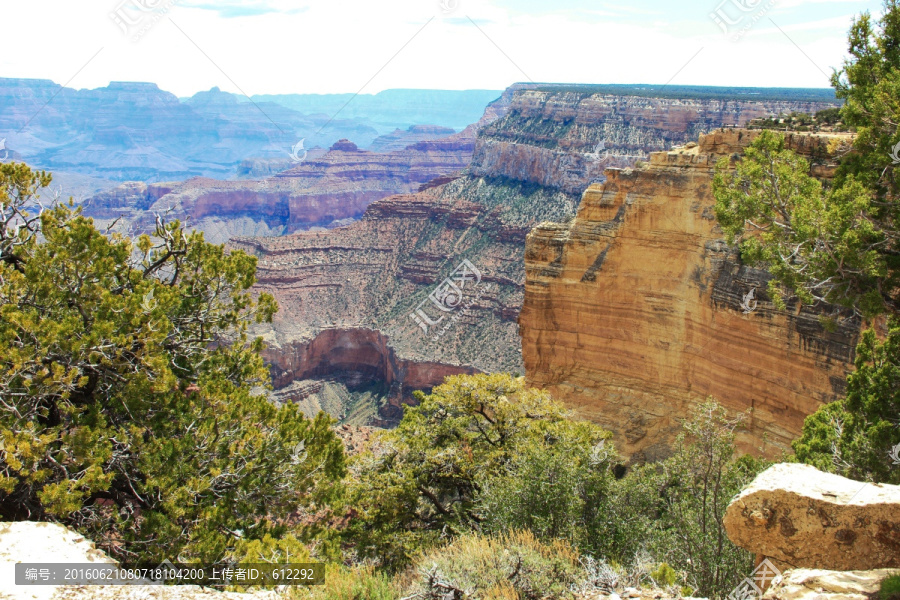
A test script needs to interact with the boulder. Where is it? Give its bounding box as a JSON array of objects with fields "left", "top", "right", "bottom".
[
  {"left": 724, "top": 463, "right": 900, "bottom": 570},
  {"left": 761, "top": 568, "right": 897, "bottom": 600}
]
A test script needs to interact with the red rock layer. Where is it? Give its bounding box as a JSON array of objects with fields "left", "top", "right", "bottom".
[
  {"left": 262, "top": 328, "right": 477, "bottom": 423},
  {"left": 232, "top": 179, "right": 532, "bottom": 382},
  {"left": 84, "top": 137, "right": 477, "bottom": 235}
]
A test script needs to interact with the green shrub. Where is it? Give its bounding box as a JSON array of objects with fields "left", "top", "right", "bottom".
[
  {"left": 294, "top": 566, "right": 398, "bottom": 600},
  {"left": 650, "top": 563, "right": 678, "bottom": 587},
  {"left": 476, "top": 419, "right": 615, "bottom": 556},
  {"left": 604, "top": 400, "right": 769, "bottom": 599},
  {"left": 794, "top": 320, "right": 900, "bottom": 484},
  {"left": 0, "top": 163, "right": 346, "bottom": 565},
  {"left": 881, "top": 574, "right": 900, "bottom": 600},
  {"left": 344, "top": 373, "right": 612, "bottom": 570},
  {"left": 400, "top": 530, "right": 581, "bottom": 600}
]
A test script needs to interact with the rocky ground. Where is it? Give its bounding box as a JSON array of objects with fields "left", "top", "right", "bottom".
[{"left": 0, "top": 522, "right": 276, "bottom": 600}]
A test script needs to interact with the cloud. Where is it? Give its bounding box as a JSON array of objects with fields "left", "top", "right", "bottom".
[
  {"left": 180, "top": 1, "right": 308, "bottom": 18},
  {"left": 444, "top": 16, "right": 495, "bottom": 26},
  {"left": 0, "top": 0, "right": 883, "bottom": 97}
]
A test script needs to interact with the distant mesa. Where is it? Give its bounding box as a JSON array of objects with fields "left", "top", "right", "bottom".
[
  {"left": 105, "top": 81, "right": 163, "bottom": 92},
  {"left": 368, "top": 124, "right": 459, "bottom": 152},
  {"left": 0, "top": 78, "right": 498, "bottom": 181},
  {"left": 408, "top": 124, "right": 456, "bottom": 135},
  {"left": 184, "top": 86, "right": 240, "bottom": 106},
  {"left": 330, "top": 139, "right": 360, "bottom": 152}
]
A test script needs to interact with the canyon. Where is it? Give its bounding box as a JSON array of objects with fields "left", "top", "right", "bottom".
[
  {"left": 519, "top": 129, "right": 859, "bottom": 460},
  {"left": 230, "top": 177, "right": 560, "bottom": 422},
  {"left": 232, "top": 87, "right": 847, "bottom": 429},
  {"left": 84, "top": 135, "right": 478, "bottom": 242},
  {"left": 79, "top": 88, "right": 524, "bottom": 242},
  {"left": 0, "top": 79, "right": 500, "bottom": 182}
]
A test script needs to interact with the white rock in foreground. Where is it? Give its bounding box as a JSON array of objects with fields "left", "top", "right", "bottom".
[
  {"left": 0, "top": 521, "right": 279, "bottom": 600},
  {"left": 723, "top": 463, "right": 900, "bottom": 571},
  {"left": 761, "top": 568, "right": 897, "bottom": 600}
]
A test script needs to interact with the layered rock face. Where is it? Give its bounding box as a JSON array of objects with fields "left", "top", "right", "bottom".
[
  {"left": 473, "top": 90, "right": 839, "bottom": 195},
  {"left": 369, "top": 125, "right": 458, "bottom": 152},
  {"left": 233, "top": 87, "right": 844, "bottom": 428},
  {"left": 83, "top": 137, "right": 476, "bottom": 243},
  {"left": 80, "top": 89, "right": 525, "bottom": 243},
  {"left": 519, "top": 130, "right": 859, "bottom": 459},
  {"left": 231, "top": 175, "right": 579, "bottom": 423},
  {"left": 262, "top": 328, "right": 478, "bottom": 424},
  {"left": 724, "top": 464, "right": 900, "bottom": 571}
]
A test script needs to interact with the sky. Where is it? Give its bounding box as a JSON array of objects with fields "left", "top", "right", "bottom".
[{"left": 0, "top": 0, "right": 889, "bottom": 97}]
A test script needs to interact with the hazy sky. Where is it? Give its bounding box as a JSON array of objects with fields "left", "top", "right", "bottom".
[{"left": 0, "top": 0, "right": 888, "bottom": 97}]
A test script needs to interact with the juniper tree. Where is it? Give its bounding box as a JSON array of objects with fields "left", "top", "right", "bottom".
[
  {"left": 0, "top": 163, "right": 346, "bottom": 564},
  {"left": 712, "top": 0, "right": 900, "bottom": 483}
]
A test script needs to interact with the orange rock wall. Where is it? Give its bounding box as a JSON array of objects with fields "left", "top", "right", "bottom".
[{"left": 519, "top": 130, "right": 860, "bottom": 460}]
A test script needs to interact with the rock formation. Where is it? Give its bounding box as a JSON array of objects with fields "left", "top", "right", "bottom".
[
  {"left": 369, "top": 125, "right": 458, "bottom": 152},
  {"left": 0, "top": 79, "right": 382, "bottom": 181},
  {"left": 0, "top": 80, "right": 508, "bottom": 183},
  {"left": 724, "top": 463, "right": 900, "bottom": 571},
  {"left": 519, "top": 129, "right": 860, "bottom": 459},
  {"left": 762, "top": 568, "right": 899, "bottom": 600},
  {"left": 0, "top": 521, "right": 276, "bottom": 599},
  {"left": 230, "top": 175, "right": 573, "bottom": 423},
  {"left": 232, "top": 84, "right": 848, "bottom": 427},
  {"left": 473, "top": 89, "right": 840, "bottom": 195},
  {"left": 262, "top": 328, "right": 479, "bottom": 424},
  {"left": 83, "top": 136, "right": 476, "bottom": 243}
]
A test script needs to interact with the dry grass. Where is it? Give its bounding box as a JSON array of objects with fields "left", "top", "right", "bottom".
[{"left": 398, "top": 530, "right": 581, "bottom": 600}]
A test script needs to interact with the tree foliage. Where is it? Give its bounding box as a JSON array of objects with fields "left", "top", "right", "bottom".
[
  {"left": 713, "top": 131, "right": 883, "bottom": 314},
  {"left": 0, "top": 163, "right": 346, "bottom": 565},
  {"left": 476, "top": 421, "right": 614, "bottom": 558},
  {"left": 793, "top": 321, "right": 900, "bottom": 484},
  {"left": 344, "top": 373, "right": 614, "bottom": 570},
  {"left": 713, "top": 0, "right": 900, "bottom": 485},
  {"left": 344, "top": 374, "right": 765, "bottom": 600},
  {"left": 713, "top": 1, "right": 900, "bottom": 317},
  {"left": 605, "top": 401, "right": 767, "bottom": 600}
]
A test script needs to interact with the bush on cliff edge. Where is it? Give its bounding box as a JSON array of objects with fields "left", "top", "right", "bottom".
[{"left": 345, "top": 372, "right": 765, "bottom": 600}]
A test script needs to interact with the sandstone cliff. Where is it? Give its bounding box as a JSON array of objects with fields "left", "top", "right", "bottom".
[
  {"left": 519, "top": 130, "right": 859, "bottom": 460},
  {"left": 262, "top": 328, "right": 479, "bottom": 425}
]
